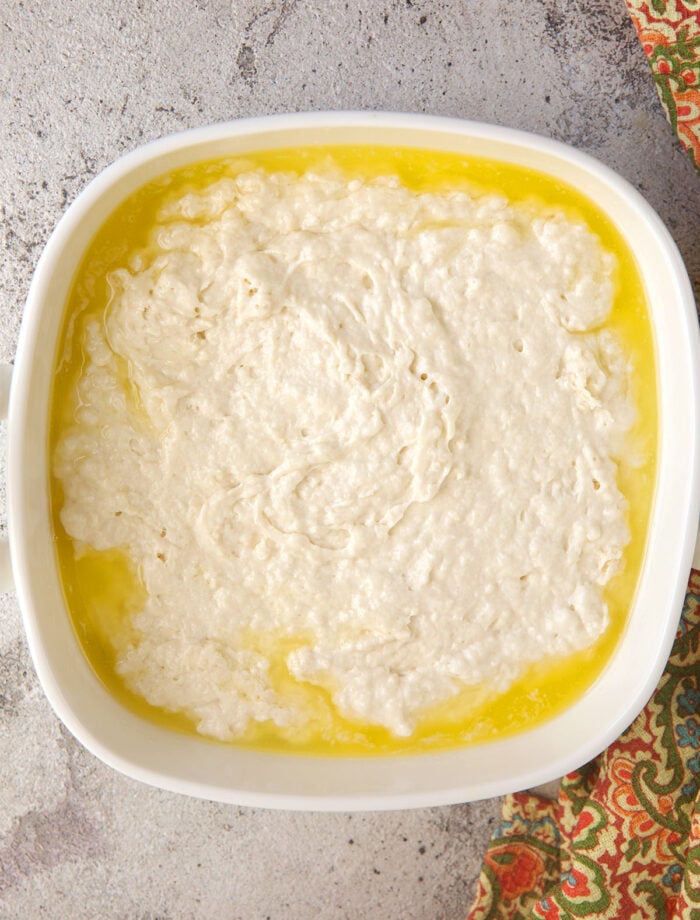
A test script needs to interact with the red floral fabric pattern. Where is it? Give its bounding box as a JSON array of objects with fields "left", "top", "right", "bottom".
[
  {"left": 624, "top": 0, "right": 700, "bottom": 170},
  {"left": 467, "top": 569, "right": 700, "bottom": 920}
]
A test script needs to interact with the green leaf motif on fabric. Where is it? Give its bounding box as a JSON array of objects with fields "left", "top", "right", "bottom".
[
  {"left": 556, "top": 856, "right": 609, "bottom": 916},
  {"left": 625, "top": 836, "right": 641, "bottom": 863},
  {"left": 634, "top": 878, "right": 673, "bottom": 917},
  {"left": 683, "top": 839, "right": 700, "bottom": 904},
  {"left": 561, "top": 763, "right": 600, "bottom": 819},
  {"left": 570, "top": 803, "right": 607, "bottom": 850}
]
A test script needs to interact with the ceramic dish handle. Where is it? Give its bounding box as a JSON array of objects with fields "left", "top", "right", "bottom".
[{"left": 0, "top": 363, "right": 13, "bottom": 593}]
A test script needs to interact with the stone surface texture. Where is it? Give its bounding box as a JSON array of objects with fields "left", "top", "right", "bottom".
[{"left": 0, "top": 1, "right": 697, "bottom": 918}]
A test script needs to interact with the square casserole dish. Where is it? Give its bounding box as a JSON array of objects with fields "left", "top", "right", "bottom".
[{"left": 6, "top": 112, "right": 700, "bottom": 810}]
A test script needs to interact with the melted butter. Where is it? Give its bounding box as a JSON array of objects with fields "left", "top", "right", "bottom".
[{"left": 49, "top": 144, "right": 657, "bottom": 756}]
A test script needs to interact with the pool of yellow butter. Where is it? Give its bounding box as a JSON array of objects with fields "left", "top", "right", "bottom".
[{"left": 49, "top": 145, "right": 657, "bottom": 756}]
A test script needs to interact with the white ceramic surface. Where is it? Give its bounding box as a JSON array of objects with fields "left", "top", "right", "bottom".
[{"left": 6, "top": 112, "right": 700, "bottom": 810}]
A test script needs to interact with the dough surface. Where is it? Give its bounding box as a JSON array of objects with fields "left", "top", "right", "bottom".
[{"left": 55, "top": 169, "right": 632, "bottom": 738}]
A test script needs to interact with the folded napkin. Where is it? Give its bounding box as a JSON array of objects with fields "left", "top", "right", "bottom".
[
  {"left": 624, "top": 0, "right": 700, "bottom": 170},
  {"left": 467, "top": 569, "right": 700, "bottom": 919}
]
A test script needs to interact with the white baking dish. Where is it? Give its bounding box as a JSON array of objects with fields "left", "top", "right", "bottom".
[{"left": 3, "top": 112, "right": 699, "bottom": 810}]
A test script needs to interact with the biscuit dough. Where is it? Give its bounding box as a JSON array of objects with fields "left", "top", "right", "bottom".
[{"left": 55, "top": 170, "right": 632, "bottom": 738}]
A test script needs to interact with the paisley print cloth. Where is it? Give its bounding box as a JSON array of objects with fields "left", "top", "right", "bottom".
[
  {"left": 467, "top": 569, "right": 700, "bottom": 919},
  {"left": 624, "top": 0, "right": 700, "bottom": 170}
]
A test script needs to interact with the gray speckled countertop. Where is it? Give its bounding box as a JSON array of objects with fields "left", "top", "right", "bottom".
[{"left": 1, "top": 2, "right": 698, "bottom": 918}]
